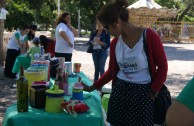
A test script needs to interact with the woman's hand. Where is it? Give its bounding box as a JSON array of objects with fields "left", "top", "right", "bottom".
[
  {"left": 94, "top": 37, "right": 100, "bottom": 43},
  {"left": 20, "top": 49, "right": 25, "bottom": 54},
  {"left": 149, "top": 89, "right": 158, "bottom": 101},
  {"left": 68, "top": 42, "right": 73, "bottom": 48},
  {"left": 82, "top": 82, "right": 95, "bottom": 92}
]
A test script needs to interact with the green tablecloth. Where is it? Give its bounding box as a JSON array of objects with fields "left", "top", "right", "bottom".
[
  {"left": 3, "top": 72, "right": 104, "bottom": 126},
  {"left": 12, "top": 54, "right": 31, "bottom": 73}
]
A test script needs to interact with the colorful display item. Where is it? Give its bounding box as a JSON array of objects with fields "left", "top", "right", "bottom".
[
  {"left": 61, "top": 100, "right": 90, "bottom": 117},
  {"left": 45, "top": 85, "right": 65, "bottom": 113},
  {"left": 72, "top": 82, "right": 84, "bottom": 101}
]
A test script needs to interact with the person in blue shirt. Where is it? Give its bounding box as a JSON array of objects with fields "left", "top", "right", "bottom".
[{"left": 89, "top": 20, "right": 110, "bottom": 83}]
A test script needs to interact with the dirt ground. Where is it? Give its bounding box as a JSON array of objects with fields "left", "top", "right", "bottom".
[{"left": 1, "top": 42, "right": 194, "bottom": 125}]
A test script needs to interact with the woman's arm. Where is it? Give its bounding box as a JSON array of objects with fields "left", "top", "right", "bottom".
[
  {"left": 59, "top": 31, "right": 73, "bottom": 48},
  {"left": 94, "top": 37, "right": 105, "bottom": 46},
  {"left": 147, "top": 29, "right": 168, "bottom": 92},
  {"left": 70, "top": 26, "right": 79, "bottom": 37},
  {"left": 14, "top": 33, "right": 24, "bottom": 53},
  {"left": 166, "top": 101, "right": 194, "bottom": 126},
  {"left": 23, "top": 36, "right": 29, "bottom": 52},
  {"left": 66, "top": 23, "right": 79, "bottom": 37},
  {"left": 15, "top": 39, "right": 23, "bottom": 53}
]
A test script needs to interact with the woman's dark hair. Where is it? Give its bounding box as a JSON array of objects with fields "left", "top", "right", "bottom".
[
  {"left": 20, "top": 24, "right": 30, "bottom": 30},
  {"left": 30, "top": 24, "right": 37, "bottom": 30},
  {"left": 56, "top": 12, "right": 70, "bottom": 25},
  {"left": 39, "top": 35, "right": 49, "bottom": 51},
  {"left": 97, "top": 0, "right": 129, "bottom": 26},
  {"left": 28, "top": 24, "right": 37, "bottom": 41}
]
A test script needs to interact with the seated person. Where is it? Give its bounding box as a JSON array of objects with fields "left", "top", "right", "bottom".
[
  {"left": 39, "top": 35, "right": 56, "bottom": 57},
  {"left": 27, "top": 37, "right": 41, "bottom": 61},
  {"left": 166, "top": 77, "right": 194, "bottom": 126}
]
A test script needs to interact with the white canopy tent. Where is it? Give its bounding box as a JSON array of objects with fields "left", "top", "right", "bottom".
[{"left": 128, "top": 0, "right": 162, "bottom": 9}]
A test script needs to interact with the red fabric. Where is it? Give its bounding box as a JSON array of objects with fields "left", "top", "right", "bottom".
[
  {"left": 94, "top": 28, "right": 168, "bottom": 92},
  {"left": 46, "top": 39, "right": 56, "bottom": 57}
]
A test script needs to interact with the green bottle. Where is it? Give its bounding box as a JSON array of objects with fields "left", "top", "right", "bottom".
[{"left": 17, "top": 66, "right": 28, "bottom": 112}]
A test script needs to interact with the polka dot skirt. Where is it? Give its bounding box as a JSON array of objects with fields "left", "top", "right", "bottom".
[{"left": 107, "top": 78, "right": 154, "bottom": 126}]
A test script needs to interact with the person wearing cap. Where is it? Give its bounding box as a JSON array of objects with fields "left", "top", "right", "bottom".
[{"left": 27, "top": 37, "right": 41, "bottom": 61}]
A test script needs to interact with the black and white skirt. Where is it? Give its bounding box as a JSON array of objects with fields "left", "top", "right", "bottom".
[{"left": 107, "top": 78, "right": 154, "bottom": 126}]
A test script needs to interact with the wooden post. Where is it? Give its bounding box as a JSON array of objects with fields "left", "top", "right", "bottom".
[{"left": 0, "top": 0, "right": 5, "bottom": 66}]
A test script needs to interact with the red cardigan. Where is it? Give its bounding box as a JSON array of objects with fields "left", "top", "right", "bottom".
[{"left": 93, "top": 28, "right": 168, "bottom": 92}]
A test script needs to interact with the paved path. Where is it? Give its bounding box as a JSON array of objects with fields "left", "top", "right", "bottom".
[{"left": 0, "top": 42, "right": 194, "bottom": 124}]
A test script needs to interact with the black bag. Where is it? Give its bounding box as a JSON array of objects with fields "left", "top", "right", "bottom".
[
  {"left": 154, "top": 85, "right": 172, "bottom": 125},
  {"left": 142, "top": 29, "right": 171, "bottom": 125},
  {"left": 87, "top": 43, "right": 93, "bottom": 53}
]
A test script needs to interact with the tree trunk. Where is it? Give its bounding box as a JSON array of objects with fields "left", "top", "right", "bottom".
[
  {"left": 0, "top": 0, "right": 5, "bottom": 67},
  {"left": 178, "top": 4, "right": 192, "bottom": 21}
]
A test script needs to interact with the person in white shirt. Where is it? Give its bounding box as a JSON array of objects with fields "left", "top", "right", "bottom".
[
  {"left": 4, "top": 25, "right": 30, "bottom": 78},
  {"left": 55, "top": 12, "right": 78, "bottom": 62}
]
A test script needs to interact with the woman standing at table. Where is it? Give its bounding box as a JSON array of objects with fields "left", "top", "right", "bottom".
[
  {"left": 82, "top": 0, "right": 168, "bottom": 125},
  {"left": 55, "top": 12, "right": 78, "bottom": 62},
  {"left": 4, "top": 25, "right": 30, "bottom": 78},
  {"left": 88, "top": 20, "right": 110, "bottom": 82}
]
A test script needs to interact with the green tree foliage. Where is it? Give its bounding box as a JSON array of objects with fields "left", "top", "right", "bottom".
[
  {"left": 5, "top": 0, "right": 34, "bottom": 31},
  {"left": 155, "top": 0, "right": 180, "bottom": 9},
  {"left": 62, "top": 0, "right": 107, "bottom": 33},
  {"left": 5, "top": 0, "right": 57, "bottom": 31},
  {"left": 26, "top": 0, "right": 57, "bottom": 30},
  {"left": 177, "top": 0, "right": 194, "bottom": 21},
  {"left": 62, "top": 0, "right": 137, "bottom": 33}
]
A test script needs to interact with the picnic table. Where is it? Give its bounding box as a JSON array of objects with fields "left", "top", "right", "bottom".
[{"left": 2, "top": 72, "right": 104, "bottom": 126}]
